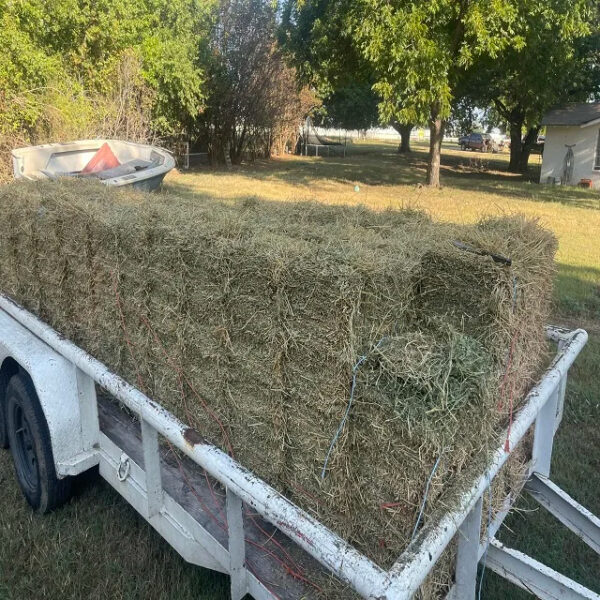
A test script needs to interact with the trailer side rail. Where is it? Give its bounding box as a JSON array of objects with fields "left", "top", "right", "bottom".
[{"left": 0, "top": 295, "right": 593, "bottom": 599}]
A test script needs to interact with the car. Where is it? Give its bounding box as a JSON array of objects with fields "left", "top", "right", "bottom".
[{"left": 458, "top": 132, "right": 498, "bottom": 153}]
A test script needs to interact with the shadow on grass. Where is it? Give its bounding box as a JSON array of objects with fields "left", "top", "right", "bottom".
[
  {"left": 179, "top": 143, "right": 600, "bottom": 211},
  {"left": 555, "top": 263, "right": 600, "bottom": 328}
]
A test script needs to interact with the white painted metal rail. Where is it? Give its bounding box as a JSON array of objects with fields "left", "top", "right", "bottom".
[{"left": 0, "top": 293, "right": 595, "bottom": 600}]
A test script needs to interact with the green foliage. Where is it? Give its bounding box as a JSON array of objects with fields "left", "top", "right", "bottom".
[
  {"left": 0, "top": 0, "right": 211, "bottom": 141},
  {"left": 283, "top": 0, "right": 528, "bottom": 121},
  {"left": 468, "top": 0, "right": 599, "bottom": 126},
  {"left": 458, "top": 0, "right": 599, "bottom": 171},
  {"left": 315, "top": 82, "right": 380, "bottom": 130},
  {"left": 281, "top": 0, "right": 599, "bottom": 183},
  {"left": 351, "top": 0, "right": 525, "bottom": 124},
  {"left": 0, "top": 6, "right": 63, "bottom": 133},
  {"left": 280, "top": 0, "right": 380, "bottom": 130}
]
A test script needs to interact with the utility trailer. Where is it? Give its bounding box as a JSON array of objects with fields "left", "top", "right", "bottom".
[{"left": 0, "top": 293, "right": 598, "bottom": 600}]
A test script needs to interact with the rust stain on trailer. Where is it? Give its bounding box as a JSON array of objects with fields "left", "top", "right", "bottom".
[
  {"left": 277, "top": 521, "right": 315, "bottom": 548},
  {"left": 183, "top": 427, "right": 204, "bottom": 446}
]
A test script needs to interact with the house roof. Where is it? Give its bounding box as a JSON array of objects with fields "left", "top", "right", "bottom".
[{"left": 541, "top": 103, "right": 600, "bottom": 127}]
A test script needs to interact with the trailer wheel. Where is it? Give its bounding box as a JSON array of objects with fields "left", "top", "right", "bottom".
[
  {"left": 6, "top": 373, "right": 72, "bottom": 513},
  {"left": 0, "top": 369, "right": 10, "bottom": 449}
]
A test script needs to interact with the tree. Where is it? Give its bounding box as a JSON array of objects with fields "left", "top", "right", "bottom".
[
  {"left": 282, "top": 0, "right": 528, "bottom": 186},
  {"left": 464, "top": 1, "right": 600, "bottom": 173},
  {"left": 355, "top": 1, "right": 537, "bottom": 185},
  {"left": 281, "top": 1, "right": 417, "bottom": 153},
  {"left": 0, "top": 0, "right": 211, "bottom": 138},
  {"left": 315, "top": 82, "right": 379, "bottom": 132},
  {"left": 199, "top": 0, "right": 313, "bottom": 164},
  {"left": 391, "top": 122, "right": 413, "bottom": 153}
]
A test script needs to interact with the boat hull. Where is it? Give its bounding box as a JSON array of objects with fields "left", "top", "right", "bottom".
[{"left": 11, "top": 140, "right": 175, "bottom": 191}]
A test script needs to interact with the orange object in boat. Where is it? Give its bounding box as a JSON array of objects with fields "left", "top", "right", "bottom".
[
  {"left": 578, "top": 178, "right": 593, "bottom": 188},
  {"left": 81, "top": 142, "right": 121, "bottom": 174}
]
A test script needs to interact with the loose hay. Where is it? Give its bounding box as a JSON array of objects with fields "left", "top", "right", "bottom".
[{"left": 0, "top": 179, "right": 557, "bottom": 594}]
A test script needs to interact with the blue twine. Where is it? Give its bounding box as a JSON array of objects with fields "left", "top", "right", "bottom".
[
  {"left": 411, "top": 452, "right": 443, "bottom": 541},
  {"left": 320, "top": 337, "right": 386, "bottom": 479},
  {"left": 477, "top": 475, "right": 493, "bottom": 600}
]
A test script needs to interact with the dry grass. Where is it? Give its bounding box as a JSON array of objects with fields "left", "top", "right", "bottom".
[{"left": 165, "top": 140, "right": 600, "bottom": 318}]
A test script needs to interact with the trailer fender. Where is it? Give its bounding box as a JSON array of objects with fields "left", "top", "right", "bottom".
[{"left": 0, "top": 309, "right": 99, "bottom": 477}]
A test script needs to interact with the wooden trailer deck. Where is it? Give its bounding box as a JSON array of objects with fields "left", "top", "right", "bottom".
[{"left": 98, "top": 394, "right": 330, "bottom": 599}]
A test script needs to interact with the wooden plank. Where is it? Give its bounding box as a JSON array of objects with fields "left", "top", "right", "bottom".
[{"left": 97, "top": 395, "right": 328, "bottom": 600}]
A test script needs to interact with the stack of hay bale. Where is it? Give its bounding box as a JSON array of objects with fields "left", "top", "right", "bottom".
[{"left": 0, "top": 180, "right": 556, "bottom": 592}]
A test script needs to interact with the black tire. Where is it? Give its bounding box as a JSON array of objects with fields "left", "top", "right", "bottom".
[
  {"left": 460, "top": 144, "right": 466, "bottom": 151},
  {"left": 0, "top": 369, "right": 9, "bottom": 449},
  {"left": 6, "top": 373, "right": 72, "bottom": 512}
]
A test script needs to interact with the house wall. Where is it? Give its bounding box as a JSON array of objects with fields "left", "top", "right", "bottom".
[{"left": 540, "top": 124, "right": 600, "bottom": 188}]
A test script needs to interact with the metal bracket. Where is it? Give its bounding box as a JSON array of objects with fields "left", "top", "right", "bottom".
[
  {"left": 117, "top": 452, "right": 131, "bottom": 482},
  {"left": 532, "top": 383, "right": 560, "bottom": 477},
  {"left": 525, "top": 473, "right": 600, "bottom": 554},
  {"left": 141, "top": 419, "right": 163, "bottom": 518},
  {"left": 453, "top": 497, "right": 483, "bottom": 599},
  {"left": 226, "top": 488, "right": 248, "bottom": 600},
  {"left": 486, "top": 538, "right": 600, "bottom": 600}
]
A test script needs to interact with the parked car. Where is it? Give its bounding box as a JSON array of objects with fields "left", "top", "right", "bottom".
[{"left": 458, "top": 132, "right": 498, "bottom": 153}]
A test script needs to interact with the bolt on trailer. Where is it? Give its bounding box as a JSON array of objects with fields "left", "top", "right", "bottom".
[{"left": 0, "top": 293, "right": 598, "bottom": 600}]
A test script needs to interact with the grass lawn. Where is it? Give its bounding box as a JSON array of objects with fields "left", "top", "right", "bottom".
[{"left": 0, "top": 140, "right": 598, "bottom": 598}]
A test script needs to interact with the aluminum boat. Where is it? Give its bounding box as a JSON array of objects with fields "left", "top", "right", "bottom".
[{"left": 11, "top": 139, "right": 175, "bottom": 191}]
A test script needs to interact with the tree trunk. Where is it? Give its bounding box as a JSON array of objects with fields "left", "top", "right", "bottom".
[
  {"left": 392, "top": 122, "right": 413, "bottom": 153},
  {"left": 427, "top": 110, "right": 444, "bottom": 187},
  {"left": 508, "top": 121, "right": 523, "bottom": 173},
  {"left": 519, "top": 126, "right": 540, "bottom": 173}
]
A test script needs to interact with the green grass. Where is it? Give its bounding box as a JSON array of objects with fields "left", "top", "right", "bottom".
[
  {"left": 1, "top": 139, "right": 599, "bottom": 599},
  {"left": 0, "top": 456, "right": 228, "bottom": 600}
]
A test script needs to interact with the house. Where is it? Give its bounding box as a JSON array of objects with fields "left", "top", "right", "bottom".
[{"left": 539, "top": 102, "right": 600, "bottom": 189}]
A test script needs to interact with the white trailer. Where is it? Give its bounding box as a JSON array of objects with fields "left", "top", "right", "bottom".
[{"left": 0, "top": 293, "right": 598, "bottom": 599}]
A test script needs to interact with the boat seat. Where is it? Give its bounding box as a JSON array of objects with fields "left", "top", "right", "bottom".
[{"left": 94, "top": 159, "right": 154, "bottom": 180}]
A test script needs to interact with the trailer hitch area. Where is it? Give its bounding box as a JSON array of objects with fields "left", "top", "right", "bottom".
[{"left": 117, "top": 452, "right": 131, "bottom": 482}]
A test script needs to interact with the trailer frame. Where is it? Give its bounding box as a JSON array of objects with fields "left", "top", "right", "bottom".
[{"left": 0, "top": 293, "right": 597, "bottom": 600}]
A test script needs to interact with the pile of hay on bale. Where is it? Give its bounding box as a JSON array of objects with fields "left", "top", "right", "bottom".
[{"left": 0, "top": 179, "right": 557, "bottom": 595}]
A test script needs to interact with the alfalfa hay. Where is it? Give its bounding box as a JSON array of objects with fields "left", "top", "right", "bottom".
[{"left": 0, "top": 179, "right": 556, "bottom": 587}]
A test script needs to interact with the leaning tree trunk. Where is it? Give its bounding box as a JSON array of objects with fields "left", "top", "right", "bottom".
[
  {"left": 518, "top": 126, "right": 540, "bottom": 173},
  {"left": 392, "top": 122, "right": 414, "bottom": 153},
  {"left": 427, "top": 108, "right": 444, "bottom": 187},
  {"left": 508, "top": 121, "right": 524, "bottom": 173}
]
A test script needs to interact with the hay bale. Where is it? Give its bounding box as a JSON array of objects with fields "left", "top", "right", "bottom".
[{"left": 0, "top": 180, "right": 556, "bottom": 590}]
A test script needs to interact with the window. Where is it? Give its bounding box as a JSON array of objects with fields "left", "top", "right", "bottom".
[{"left": 595, "top": 129, "right": 600, "bottom": 170}]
